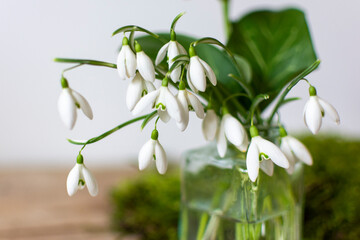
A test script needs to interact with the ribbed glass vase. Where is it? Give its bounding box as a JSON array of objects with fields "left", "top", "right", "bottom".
[{"left": 178, "top": 143, "right": 304, "bottom": 240}]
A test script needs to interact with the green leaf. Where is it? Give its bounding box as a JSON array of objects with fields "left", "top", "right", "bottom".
[
  {"left": 135, "top": 34, "right": 243, "bottom": 94},
  {"left": 227, "top": 8, "right": 317, "bottom": 108}
]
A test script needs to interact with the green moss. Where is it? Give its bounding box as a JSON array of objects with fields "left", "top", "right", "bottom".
[
  {"left": 110, "top": 169, "right": 180, "bottom": 240},
  {"left": 110, "top": 136, "right": 360, "bottom": 240}
]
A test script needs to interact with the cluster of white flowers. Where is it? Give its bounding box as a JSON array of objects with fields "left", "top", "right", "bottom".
[{"left": 58, "top": 28, "right": 340, "bottom": 196}]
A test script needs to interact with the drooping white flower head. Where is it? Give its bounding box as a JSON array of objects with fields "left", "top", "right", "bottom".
[
  {"left": 117, "top": 37, "right": 137, "bottom": 80},
  {"left": 303, "top": 86, "right": 340, "bottom": 134},
  {"left": 135, "top": 42, "right": 155, "bottom": 82},
  {"left": 155, "top": 31, "right": 187, "bottom": 83},
  {"left": 246, "top": 126, "right": 289, "bottom": 182},
  {"left": 216, "top": 111, "right": 249, "bottom": 158},
  {"left": 58, "top": 78, "right": 93, "bottom": 130},
  {"left": 138, "top": 129, "right": 167, "bottom": 174},
  {"left": 132, "top": 77, "right": 183, "bottom": 123},
  {"left": 126, "top": 72, "right": 156, "bottom": 111},
  {"left": 279, "top": 127, "right": 312, "bottom": 174},
  {"left": 176, "top": 81, "right": 205, "bottom": 131},
  {"left": 187, "top": 46, "right": 217, "bottom": 92},
  {"left": 66, "top": 154, "right": 98, "bottom": 197},
  {"left": 202, "top": 109, "right": 219, "bottom": 141}
]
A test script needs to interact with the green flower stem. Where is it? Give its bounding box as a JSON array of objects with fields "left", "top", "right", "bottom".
[
  {"left": 112, "top": 25, "right": 167, "bottom": 43},
  {"left": 196, "top": 213, "right": 209, "bottom": 240},
  {"left": 248, "top": 94, "right": 269, "bottom": 125},
  {"left": 267, "top": 59, "right": 321, "bottom": 124},
  {"left": 171, "top": 12, "right": 186, "bottom": 31},
  {"left": 67, "top": 112, "right": 156, "bottom": 146},
  {"left": 217, "top": 84, "right": 247, "bottom": 118},
  {"left": 54, "top": 58, "right": 117, "bottom": 69},
  {"left": 221, "top": 0, "right": 232, "bottom": 40}
]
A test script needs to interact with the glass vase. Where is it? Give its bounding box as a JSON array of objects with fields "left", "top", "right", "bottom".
[{"left": 178, "top": 143, "right": 304, "bottom": 240}]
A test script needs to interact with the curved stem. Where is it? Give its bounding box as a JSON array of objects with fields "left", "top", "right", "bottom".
[
  {"left": 68, "top": 113, "right": 152, "bottom": 146},
  {"left": 249, "top": 94, "right": 269, "bottom": 125},
  {"left": 54, "top": 58, "right": 117, "bottom": 69},
  {"left": 267, "top": 59, "right": 321, "bottom": 124}
]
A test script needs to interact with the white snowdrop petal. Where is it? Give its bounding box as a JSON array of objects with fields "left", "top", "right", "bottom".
[
  {"left": 176, "top": 91, "right": 189, "bottom": 131},
  {"left": 246, "top": 140, "right": 260, "bottom": 182},
  {"left": 155, "top": 141, "right": 167, "bottom": 174},
  {"left": 155, "top": 42, "right": 170, "bottom": 66},
  {"left": 126, "top": 73, "right": 144, "bottom": 111},
  {"left": 66, "top": 164, "right": 81, "bottom": 197},
  {"left": 164, "top": 88, "right": 182, "bottom": 122},
  {"left": 137, "top": 51, "right": 155, "bottom": 82},
  {"left": 280, "top": 138, "right": 296, "bottom": 174},
  {"left": 58, "top": 89, "right": 77, "bottom": 130},
  {"left": 176, "top": 42, "right": 187, "bottom": 55},
  {"left": 304, "top": 97, "right": 322, "bottom": 134},
  {"left": 287, "top": 136, "right": 313, "bottom": 165},
  {"left": 258, "top": 137, "right": 289, "bottom": 169},
  {"left": 132, "top": 90, "right": 159, "bottom": 115},
  {"left": 116, "top": 49, "right": 127, "bottom": 80},
  {"left": 260, "top": 159, "right": 274, "bottom": 176},
  {"left": 187, "top": 91, "right": 205, "bottom": 119},
  {"left": 237, "top": 135, "right": 249, "bottom": 152},
  {"left": 71, "top": 90, "right": 93, "bottom": 120},
  {"left": 124, "top": 46, "right": 136, "bottom": 78},
  {"left": 223, "top": 114, "right": 245, "bottom": 146},
  {"left": 167, "top": 41, "right": 180, "bottom": 67},
  {"left": 216, "top": 119, "right": 227, "bottom": 157},
  {"left": 186, "top": 67, "right": 198, "bottom": 93},
  {"left": 318, "top": 97, "right": 340, "bottom": 125},
  {"left": 189, "top": 56, "right": 206, "bottom": 92},
  {"left": 158, "top": 109, "right": 170, "bottom": 123},
  {"left": 144, "top": 81, "right": 156, "bottom": 92},
  {"left": 202, "top": 110, "right": 219, "bottom": 141},
  {"left": 138, "top": 140, "right": 156, "bottom": 171},
  {"left": 170, "top": 66, "right": 181, "bottom": 83},
  {"left": 199, "top": 58, "right": 217, "bottom": 86},
  {"left": 82, "top": 165, "right": 98, "bottom": 197}
]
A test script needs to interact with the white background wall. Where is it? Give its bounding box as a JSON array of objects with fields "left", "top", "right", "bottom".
[{"left": 0, "top": 0, "right": 358, "bottom": 167}]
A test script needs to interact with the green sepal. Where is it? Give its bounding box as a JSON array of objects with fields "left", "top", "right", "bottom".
[
  {"left": 309, "top": 86, "right": 317, "bottom": 96},
  {"left": 250, "top": 125, "right": 259, "bottom": 138},
  {"left": 151, "top": 129, "right": 159, "bottom": 140},
  {"left": 77, "top": 154, "right": 84, "bottom": 164},
  {"left": 61, "top": 77, "right": 69, "bottom": 89},
  {"left": 279, "top": 127, "right": 288, "bottom": 137}
]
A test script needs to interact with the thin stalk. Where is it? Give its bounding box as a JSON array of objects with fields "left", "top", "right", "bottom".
[
  {"left": 68, "top": 113, "right": 154, "bottom": 146},
  {"left": 221, "top": 0, "right": 232, "bottom": 40},
  {"left": 267, "top": 59, "right": 321, "bottom": 124},
  {"left": 54, "top": 58, "right": 117, "bottom": 69}
]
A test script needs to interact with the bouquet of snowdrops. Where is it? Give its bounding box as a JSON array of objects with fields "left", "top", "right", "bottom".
[{"left": 55, "top": 8, "right": 339, "bottom": 197}]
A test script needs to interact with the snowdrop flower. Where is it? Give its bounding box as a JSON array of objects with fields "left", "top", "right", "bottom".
[
  {"left": 135, "top": 42, "right": 155, "bottom": 82},
  {"left": 155, "top": 30, "right": 187, "bottom": 83},
  {"left": 132, "top": 77, "right": 183, "bottom": 123},
  {"left": 66, "top": 154, "right": 98, "bottom": 197},
  {"left": 246, "top": 126, "right": 289, "bottom": 182},
  {"left": 187, "top": 46, "right": 217, "bottom": 92},
  {"left": 304, "top": 86, "right": 340, "bottom": 134},
  {"left": 138, "top": 129, "right": 167, "bottom": 174},
  {"left": 279, "top": 127, "right": 312, "bottom": 174},
  {"left": 216, "top": 110, "right": 249, "bottom": 158},
  {"left": 202, "top": 109, "right": 219, "bottom": 141},
  {"left": 126, "top": 72, "right": 156, "bottom": 111},
  {"left": 117, "top": 36, "right": 136, "bottom": 80},
  {"left": 176, "top": 81, "right": 205, "bottom": 131},
  {"left": 58, "top": 77, "right": 93, "bottom": 130}
]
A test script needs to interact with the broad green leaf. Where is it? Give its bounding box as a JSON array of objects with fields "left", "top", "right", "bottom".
[
  {"left": 135, "top": 34, "right": 244, "bottom": 94},
  {"left": 227, "top": 8, "right": 317, "bottom": 108}
]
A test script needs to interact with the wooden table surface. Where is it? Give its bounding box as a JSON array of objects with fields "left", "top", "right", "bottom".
[{"left": 0, "top": 168, "right": 141, "bottom": 240}]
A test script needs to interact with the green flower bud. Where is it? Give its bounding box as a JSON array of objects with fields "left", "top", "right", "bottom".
[
  {"left": 279, "top": 126, "right": 288, "bottom": 137},
  {"left": 61, "top": 77, "right": 69, "bottom": 89},
  {"left": 170, "top": 29, "right": 176, "bottom": 41},
  {"left": 151, "top": 129, "right": 159, "bottom": 140},
  {"left": 77, "top": 154, "right": 84, "bottom": 164},
  {"left": 309, "top": 86, "right": 317, "bottom": 96},
  {"left": 162, "top": 76, "right": 169, "bottom": 87},
  {"left": 122, "top": 36, "right": 129, "bottom": 46},
  {"left": 135, "top": 41, "right": 142, "bottom": 53},
  {"left": 250, "top": 125, "right": 259, "bottom": 138},
  {"left": 189, "top": 45, "right": 196, "bottom": 57},
  {"left": 179, "top": 81, "right": 186, "bottom": 90}
]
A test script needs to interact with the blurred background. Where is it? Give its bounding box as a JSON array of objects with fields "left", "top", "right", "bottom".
[{"left": 0, "top": 0, "right": 359, "bottom": 239}]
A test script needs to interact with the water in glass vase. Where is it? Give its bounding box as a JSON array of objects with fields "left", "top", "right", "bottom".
[{"left": 179, "top": 144, "right": 304, "bottom": 240}]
